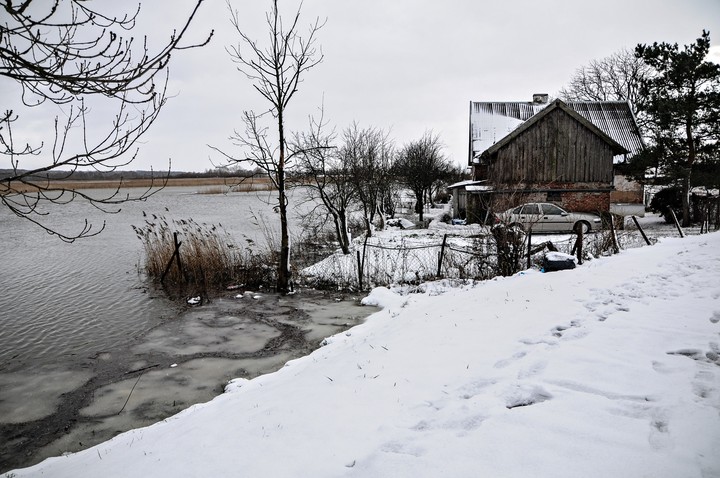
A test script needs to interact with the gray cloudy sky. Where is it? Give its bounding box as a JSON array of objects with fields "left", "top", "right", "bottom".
[{"left": 6, "top": 0, "right": 720, "bottom": 172}]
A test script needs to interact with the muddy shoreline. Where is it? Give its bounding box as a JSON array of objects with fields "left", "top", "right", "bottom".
[{"left": 1, "top": 289, "right": 375, "bottom": 473}]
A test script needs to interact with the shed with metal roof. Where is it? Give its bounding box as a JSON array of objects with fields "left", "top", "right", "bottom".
[
  {"left": 469, "top": 97, "right": 644, "bottom": 165},
  {"left": 459, "top": 96, "right": 645, "bottom": 221}
]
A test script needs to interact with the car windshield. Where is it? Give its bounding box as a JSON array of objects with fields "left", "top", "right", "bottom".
[{"left": 541, "top": 204, "right": 565, "bottom": 215}]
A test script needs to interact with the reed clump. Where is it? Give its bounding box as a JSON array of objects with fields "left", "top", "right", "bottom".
[{"left": 133, "top": 215, "right": 276, "bottom": 297}]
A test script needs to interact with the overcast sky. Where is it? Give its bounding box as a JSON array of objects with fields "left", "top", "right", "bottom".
[{"left": 5, "top": 0, "right": 720, "bottom": 172}]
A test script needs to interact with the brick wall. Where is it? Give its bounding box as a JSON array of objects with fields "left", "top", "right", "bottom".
[
  {"left": 518, "top": 182, "right": 610, "bottom": 213},
  {"left": 610, "top": 174, "right": 643, "bottom": 203},
  {"left": 464, "top": 183, "right": 612, "bottom": 224},
  {"left": 513, "top": 190, "right": 609, "bottom": 213},
  {"left": 562, "top": 191, "right": 610, "bottom": 212}
]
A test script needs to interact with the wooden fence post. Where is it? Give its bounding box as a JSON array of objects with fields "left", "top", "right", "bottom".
[
  {"left": 631, "top": 216, "right": 651, "bottom": 246},
  {"left": 437, "top": 234, "right": 447, "bottom": 278},
  {"left": 669, "top": 208, "right": 685, "bottom": 238},
  {"left": 608, "top": 215, "right": 620, "bottom": 254},
  {"left": 356, "top": 236, "right": 368, "bottom": 290},
  {"left": 161, "top": 232, "right": 184, "bottom": 284},
  {"left": 526, "top": 228, "right": 532, "bottom": 269},
  {"left": 573, "top": 228, "right": 584, "bottom": 265}
]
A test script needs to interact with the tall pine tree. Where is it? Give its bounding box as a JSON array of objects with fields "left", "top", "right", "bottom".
[{"left": 633, "top": 30, "right": 720, "bottom": 226}]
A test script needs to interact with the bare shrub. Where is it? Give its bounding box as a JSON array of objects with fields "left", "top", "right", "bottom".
[
  {"left": 584, "top": 228, "right": 618, "bottom": 258},
  {"left": 491, "top": 224, "right": 526, "bottom": 276}
]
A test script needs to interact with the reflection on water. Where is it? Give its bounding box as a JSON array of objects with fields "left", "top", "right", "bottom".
[{"left": 0, "top": 187, "right": 294, "bottom": 372}]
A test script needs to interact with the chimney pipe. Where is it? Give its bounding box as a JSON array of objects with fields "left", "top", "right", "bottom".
[{"left": 532, "top": 93, "right": 549, "bottom": 104}]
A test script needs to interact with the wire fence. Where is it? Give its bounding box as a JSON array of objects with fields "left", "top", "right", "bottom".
[
  {"left": 356, "top": 236, "right": 499, "bottom": 287},
  {"left": 299, "top": 231, "right": 566, "bottom": 290},
  {"left": 300, "top": 216, "right": 706, "bottom": 291}
]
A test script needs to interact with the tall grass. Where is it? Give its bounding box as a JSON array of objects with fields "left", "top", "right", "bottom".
[{"left": 133, "top": 216, "right": 276, "bottom": 297}]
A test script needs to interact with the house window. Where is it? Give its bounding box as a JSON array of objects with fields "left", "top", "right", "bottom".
[{"left": 546, "top": 191, "right": 562, "bottom": 202}]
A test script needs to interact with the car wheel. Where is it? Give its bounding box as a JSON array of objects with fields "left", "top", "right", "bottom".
[
  {"left": 508, "top": 222, "right": 525, "bottom": 232},
  {"left": 574, "top": 221, "right": 591, "bottom": 234}
]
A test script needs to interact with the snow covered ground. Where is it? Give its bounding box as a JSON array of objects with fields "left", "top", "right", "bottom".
[{"left": 10, "top": 231, "right": 720, "bottom": 477}]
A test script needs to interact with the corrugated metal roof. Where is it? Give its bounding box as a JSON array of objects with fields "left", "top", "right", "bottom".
[
  {"left": 471, "top": 102, "right": 545, "bottom": 121},
  {"left": 482, "top": 99, "right": 628, "bottom": 159},
  {"left": 566, "top": 102, "right": 645, "bottom": 158},
  {"left": 469, "top": 100, "right": 644, "bottom": 164}
]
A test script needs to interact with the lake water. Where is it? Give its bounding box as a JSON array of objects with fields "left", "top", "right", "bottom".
[
  {"left": 0, "top": 186, "right": 375, "bottom": 472},
  {"left": 1, "top": 187, "right": 291, "bottom": 371}
]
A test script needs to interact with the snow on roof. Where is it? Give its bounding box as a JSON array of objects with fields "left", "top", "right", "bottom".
[
  {"left": 466, "top": 184, "right": 494, "bottom": 192},
  {"left": 447, "top": 179, "right": 486, "bottom": 189},
  {"left": 469, "top": 99, "right": 644, "bottom": 164}
]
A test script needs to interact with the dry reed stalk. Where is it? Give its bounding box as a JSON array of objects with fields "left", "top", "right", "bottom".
[{"left": 133, "top": 216, "right": 277, "bottom": 296}]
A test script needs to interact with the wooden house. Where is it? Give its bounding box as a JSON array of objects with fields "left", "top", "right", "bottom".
[{"left": 460, "top": 95, "right": 645, "bottom": 222}]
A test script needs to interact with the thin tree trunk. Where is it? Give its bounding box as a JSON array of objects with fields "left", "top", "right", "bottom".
[
  {"left": 277, "top": 109, "right": 291, "bottom": 292},
  {"left": 417, "top": 191, "right": 425, "bottom": 222},
  {"left": 681, "top": 174, "right": 692, "bottom": 228},
  {"left": 682, "top": 110, "right": 696, "bottom": 227},
  {"left": 376, "top": 205, "right": 386, "bottom": 231},
  {"left": 339, "top": 209, "right": 351, "bottom": 253},
  {"left": 332, "top": 209, "right": 350, "bottom": 255},
  {"left": 363, "top": 216, "right": 372, "bottom": 238}
]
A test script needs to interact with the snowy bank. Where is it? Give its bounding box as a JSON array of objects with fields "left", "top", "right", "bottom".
[{"left": 12, "top": 233, "right": 720, "bottom": 477}]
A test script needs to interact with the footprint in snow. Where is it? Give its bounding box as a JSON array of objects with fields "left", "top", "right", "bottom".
[
  {"left": 493, "top": 351, "right": 527, "bottom": 369},
  {"left": 504, "top": 383, "right": 552, "bottom": 409},
  {"left": 648, "top": 411, "right": 673, "bottom": 451},
  {"left": 517, "top": 360, "right": 548, "bottom": 379}
]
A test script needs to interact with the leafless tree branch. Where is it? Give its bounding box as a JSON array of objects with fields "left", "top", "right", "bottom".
[{"left": 0, "top": 0, "right": 211, "bottom": 241}]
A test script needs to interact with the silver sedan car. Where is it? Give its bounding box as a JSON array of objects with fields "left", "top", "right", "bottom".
[{"left": 498, "top": 202, "right": 602, "bottom": 233}]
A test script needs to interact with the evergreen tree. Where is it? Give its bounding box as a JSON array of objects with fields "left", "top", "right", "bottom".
[{"left": 632, "top": 30, "right": 720, "bottom": 226}]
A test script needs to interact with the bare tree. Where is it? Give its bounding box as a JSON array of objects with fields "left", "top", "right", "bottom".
[
  {"left": 211, "top": 0, "right": 324, "bottom": 292},
  {"left": 0, "top": 0, "right": 212, "bottom": 241},
  {"left": 294, "top": 113, "right": 354, "bottom": 254},
  {"left": 343, "top": 123, "right": 394, "bottom": 237},
  {"left": 394, "top": 132, "right": 449, "bottom": 222},
  {"left": 558, "top": 48, "right": 652, "bottom": 130}
]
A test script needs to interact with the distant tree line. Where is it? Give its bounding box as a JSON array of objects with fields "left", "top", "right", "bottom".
[{"left": 0, "top": 167, "right": 258, "bottom": 182}]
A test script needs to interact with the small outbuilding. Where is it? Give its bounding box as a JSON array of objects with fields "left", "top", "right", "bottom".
[{"left": 461, "top": 95, "right": 645, "bottom": 222}]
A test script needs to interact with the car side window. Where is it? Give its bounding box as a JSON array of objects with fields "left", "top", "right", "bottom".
[
  {"left": 520, "top": 204, "right": 540, "bottom": 215},
  {"left": 512, "top": 206, "right": 522, "bottom": 214},
  {"left": 541, "top": 204, "right": 564, "bottom": 215}
]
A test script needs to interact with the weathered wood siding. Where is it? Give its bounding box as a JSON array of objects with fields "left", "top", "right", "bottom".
[{"left": 487, "top": 108, "right": 614, "bottom": 185}]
